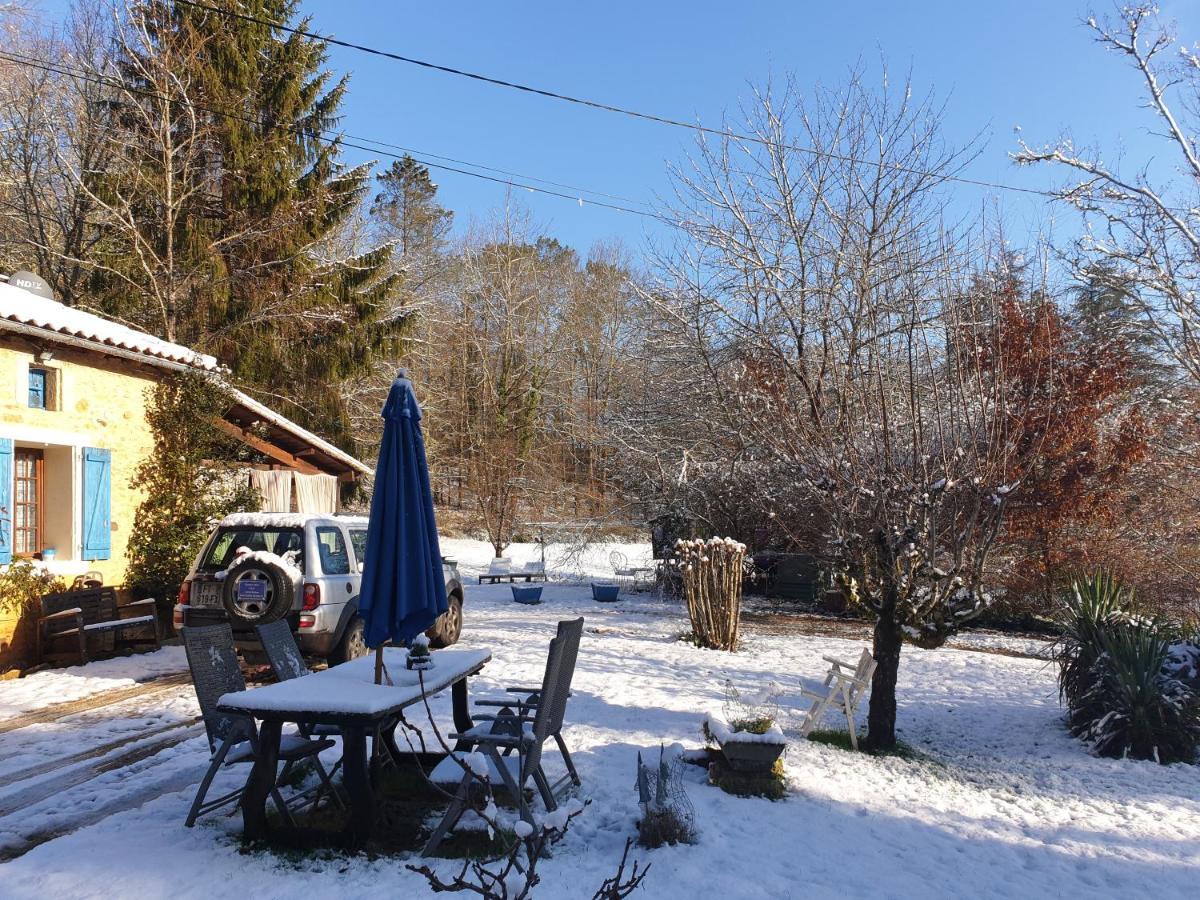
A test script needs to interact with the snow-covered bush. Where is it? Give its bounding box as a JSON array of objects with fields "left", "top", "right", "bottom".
[
  {"left": 1056, "top": 571, "right": 1136, "bottom": 714},
  {"left": 1057, "top": 572, "right": 1200, "bottom": 764},
  {"left": 675, "top": 537, "right": 746, "bottom": 651}
]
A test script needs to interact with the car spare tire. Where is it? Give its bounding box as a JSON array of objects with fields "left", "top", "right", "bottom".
[{"left": 221, "top": 555, "right": 296, "bottom": 626}]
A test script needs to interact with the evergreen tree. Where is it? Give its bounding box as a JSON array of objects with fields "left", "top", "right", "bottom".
[
  {"left": 1070, "top": 263, "right": 1170, "bottom": 390},
  {"left": 106, "top": 1, "right": 404, "bottom": 454},
  {"left": 125, "top": 373, "right": 260, "bottom": 619},
  {"left": 371, "top": 155, "right": 453, "bottom": 267}
]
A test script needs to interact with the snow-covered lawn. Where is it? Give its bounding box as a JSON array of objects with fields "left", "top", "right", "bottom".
[
  {"left": 1, "top": 539, "right": 1197, "bottom": 898},
  {"left": 0, "top": 646, "right": 188, "bottom": 720}
]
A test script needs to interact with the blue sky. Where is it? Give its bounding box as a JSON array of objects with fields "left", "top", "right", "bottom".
[{"left": 34, "top": 1, "right": 1200, "bottom": 259}]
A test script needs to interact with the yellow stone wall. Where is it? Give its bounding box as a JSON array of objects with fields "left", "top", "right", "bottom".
[{"left": 0, "top": 340, "right": 157, "bottom": 653}]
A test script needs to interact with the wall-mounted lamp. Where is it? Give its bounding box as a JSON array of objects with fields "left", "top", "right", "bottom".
[{"left": 35, "top": 349, "right": 55, "bottom": 364}]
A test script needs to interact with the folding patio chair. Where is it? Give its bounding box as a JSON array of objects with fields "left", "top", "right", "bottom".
[
  {"left": 796, "top": 648, "right": 877, "bottom": 751},
  {"left": 422, "top": 633, "right": 568, "bottom": 856},
  {"left": 255, "top": 621, "right": 349, "bottom": 788},
  {"left": 182, "top": 624, "right": 339, "bottom": 827},
  {"left": 474, "top": 617, "right": 584, "bottom": 792}
]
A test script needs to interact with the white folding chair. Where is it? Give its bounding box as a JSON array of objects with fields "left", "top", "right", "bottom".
[{"left": 797, "top": 648, "right": 877, "bottom": 750}]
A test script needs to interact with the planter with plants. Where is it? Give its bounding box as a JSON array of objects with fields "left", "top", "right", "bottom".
[
  {"left": 702, "top": 714, "right": 787, "bottom": 772},
  {"left": 406, "top": 634, "right": 433, "bottom": 671},
  {"left": 702, "top": 679, "right": 788, "bottom": 781}
]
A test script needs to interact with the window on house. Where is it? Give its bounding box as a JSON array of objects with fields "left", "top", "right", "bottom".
[
  {"left": 27, "top": 365, "right": 59, "bottom": 411},
  {"left": 28, "top": 367, "right": 47, "bottom": 409},
  {"left": 14, "top": 448, "right": 43, "bottom": 557}
]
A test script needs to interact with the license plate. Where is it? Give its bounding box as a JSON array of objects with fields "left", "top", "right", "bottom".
[
  {"left": 192, "top": 581, "right": 222, "bottom": 608},
  {"left": 237, "top": 580, "right": 267, "bottom": 602}
]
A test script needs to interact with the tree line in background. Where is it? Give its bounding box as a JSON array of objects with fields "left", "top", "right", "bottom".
[
  {"left": 0, "top": 0, "right": 644, "bottom": 534},
  {"left": 1, "top": 2, "right": 1199, "bottom": 745}
]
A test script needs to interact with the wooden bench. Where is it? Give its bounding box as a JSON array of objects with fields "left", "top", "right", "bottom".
[
  {"left": 477, "top": 571, "right": 548, "bottom": 585},
  {"left": 38, "top": 587, "right": 161, "bottom": 666}
]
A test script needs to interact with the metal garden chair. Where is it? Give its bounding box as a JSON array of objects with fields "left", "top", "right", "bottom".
[
  {"left": 475, "top": 617, "right": 584, "bottom": 792},
  {"left": 422, "top": 632, "right": 568, "bottom": 856},
  {"left": 182, "top": 624, "right": 339, "bottom": 827},
  {"left": 255, "top": 620, "right": 349, "bottom": 785}
]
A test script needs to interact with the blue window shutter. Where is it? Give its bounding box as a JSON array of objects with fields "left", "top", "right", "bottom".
[
  {"left": 82, "top": 447, "right": 112, "bottom": 561},
  {"left": 28, "top": 368, "right": 46, "bottom": 409},
  {"left": 0, "top": 438, "right": 11, "bottom": 565}
]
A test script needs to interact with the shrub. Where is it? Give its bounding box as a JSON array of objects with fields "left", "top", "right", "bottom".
[
  {"left": 674, "top": 537, "right": 746, "bottom": 651},
  {"left": 1056, "top": 571, "right": 1135, "bottom": 713},
  {"left": 1056, "top": 571, "right": 1200, "bottom": 764},
  {"left": 0, "top": 560, "right": 66, "bottom": 618},
  {"left": 1077, "top": 622, "right": 1200, "bottom": 763}
]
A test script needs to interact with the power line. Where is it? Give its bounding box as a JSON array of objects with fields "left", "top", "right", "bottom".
[
  {"left": 0, "top": 48, "right": 667, "bottom": 223},
  {"left": 175, "top": 0, "right": 1061, "bottom": 201}
]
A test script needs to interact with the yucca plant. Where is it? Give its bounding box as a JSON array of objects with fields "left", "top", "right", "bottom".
[
  {"left": 1056, "top": 571, "right": 1136, "bottom": 713},
  {"left": 1078, "top": 621, "right": 1200, "bottom": 764}
]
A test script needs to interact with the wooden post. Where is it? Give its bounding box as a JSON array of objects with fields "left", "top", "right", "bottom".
[{"left": 374, "top": 646, "right": 384, "bottom": 685}]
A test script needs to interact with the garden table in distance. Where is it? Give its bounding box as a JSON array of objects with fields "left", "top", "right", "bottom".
[{"left": 217, "top": 646, "right": 491, "bottom": 848}]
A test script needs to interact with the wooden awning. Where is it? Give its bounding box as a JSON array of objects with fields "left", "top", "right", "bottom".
[{"left": 219, "top": 389, "right": 371, "bottom": 482}]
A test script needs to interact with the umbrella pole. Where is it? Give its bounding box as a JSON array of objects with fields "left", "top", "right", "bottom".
[{"left": 374, "top": 646, "right": 384, "bottom": 685}]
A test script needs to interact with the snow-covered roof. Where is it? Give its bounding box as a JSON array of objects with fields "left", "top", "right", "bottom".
[
  {"left": 0, "top": 281, "right": 219, "bottom": 370},
  {"left": 0, "top": 279, "right": 371, "bottom": 478},
  {"left": 226, "top": 388, "right": 372, "bottom": 477}
]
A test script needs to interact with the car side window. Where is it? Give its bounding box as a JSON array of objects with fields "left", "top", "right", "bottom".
[
  {"left": 349, "top": 528, "right": 368, "bottom": 572},
  {"left": 316, "top": 526, "right": 350, "bottom": 576}
]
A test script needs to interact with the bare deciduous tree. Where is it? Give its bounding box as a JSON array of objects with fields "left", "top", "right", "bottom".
[
  {"left": 0, "top": 2, "right": 114, "bottom": 303},
  {"left": 648, "top": 71, "right": 1035, "bottom": 749},
  {"left": 1015, "top": 5, "right": 1200, "bottom": 383}
]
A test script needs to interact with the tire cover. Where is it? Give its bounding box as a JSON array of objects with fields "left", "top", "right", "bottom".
[{"left": 221, "top": 557, "right": 296, "bottom": 625}]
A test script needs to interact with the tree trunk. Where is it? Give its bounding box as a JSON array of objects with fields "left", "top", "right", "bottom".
[{"left": 866, "top": 606, "right": 903, "bottom": 751}]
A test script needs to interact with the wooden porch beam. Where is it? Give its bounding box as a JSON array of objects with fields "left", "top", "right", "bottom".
[{"left": 213, "top": 418, "right": 322, "bottom": 475}]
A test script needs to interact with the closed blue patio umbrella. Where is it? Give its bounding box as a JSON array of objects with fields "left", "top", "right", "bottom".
[{"left": 357, "top": 370, "right": 448, "bottom": 682}]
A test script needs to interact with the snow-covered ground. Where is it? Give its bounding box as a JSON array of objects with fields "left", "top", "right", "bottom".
[
  {"left": 0, "top": 646, "right": 188, "bottom": 719},
  {"left": 1, "top": 539, "right": 1196, "bottom": 898}
]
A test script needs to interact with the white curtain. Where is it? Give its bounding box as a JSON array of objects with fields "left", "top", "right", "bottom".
[
  {"left": 250, "top": 469, "right": 293, "bottom": 512},
  {"left": 294, "top": 472, "right": 338, "bottom": 514}
]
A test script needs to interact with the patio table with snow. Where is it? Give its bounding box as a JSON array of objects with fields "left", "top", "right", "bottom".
[{"left": 217, "top": 646, "right": 491, "bottom": 847}]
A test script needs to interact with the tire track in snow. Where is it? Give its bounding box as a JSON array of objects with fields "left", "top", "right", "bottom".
[
  {"left": 0, "top": 762, "right": 206, "bottom": 862},
  {"left": 0, "top": 673, "right": 191, "bottom": 735},
  {"left": 0, "top": 722, "right": 203, "bottom": 819}
]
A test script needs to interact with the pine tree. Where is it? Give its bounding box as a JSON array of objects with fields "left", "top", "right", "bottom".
[
  {"left": 106, "top": 1, "right": 404, "bottom": 454},
  {"left": 371, "top": 155, "right": 453, "bottom": 268},
  {"left": 1071, "top": 263, "right": 1169, "bottom": 390}
]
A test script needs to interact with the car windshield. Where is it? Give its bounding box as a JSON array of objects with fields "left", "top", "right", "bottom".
[{"left": 201, "top": 527, "right": 304, "bottom": 571}]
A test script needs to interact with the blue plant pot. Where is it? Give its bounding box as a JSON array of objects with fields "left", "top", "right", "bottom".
[
  {"left": 592, "top": 583, "right": 621, "bottom": 602},
  {"left": 511, "top": 585, "right": 544, "bottom": 605}
]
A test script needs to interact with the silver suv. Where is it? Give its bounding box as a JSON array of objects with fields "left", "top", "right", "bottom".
[{"left": 173, "top": 513, "right": 465, "bottom": 663}]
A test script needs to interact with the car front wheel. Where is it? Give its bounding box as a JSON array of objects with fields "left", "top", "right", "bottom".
[{"left": 427, "top": 594, "right": 463, "bottom": 648}]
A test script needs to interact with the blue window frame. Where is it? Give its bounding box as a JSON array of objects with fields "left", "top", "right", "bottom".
[{"left": 28, "top": 367, "right": 47, "bottom": 409}]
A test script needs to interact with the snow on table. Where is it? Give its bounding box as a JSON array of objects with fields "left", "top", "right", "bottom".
[{"left": 217, "top": 647, "right": 491, "bottom": 718}]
